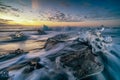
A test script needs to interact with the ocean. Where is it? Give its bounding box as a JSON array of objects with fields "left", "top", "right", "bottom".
[{"left": 0, "top": 27, "right": 120, "bottom": 80}]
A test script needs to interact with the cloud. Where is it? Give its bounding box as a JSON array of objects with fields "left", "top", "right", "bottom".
[
  {"left": 0, "top": 18, "right": 13, "bottom": 23},
  {"left": 46, "top": 10, "right": 84, "bottom": 22},
  {"left": 0, "top": 1, "right": 21, "bottom": 14},
  {"left": 11, "top": 8, "right": 21, "bottom": 12},
  {"left": 0, "top": 18, "right": 13, "bottom": 25},
  {"left": 0, "top": 3, "right": 11, "bottom": 13}
]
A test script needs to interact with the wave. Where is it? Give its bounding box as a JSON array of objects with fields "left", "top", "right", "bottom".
[{"left": 0, "top": 28, "right": 120, "bottom": 80}]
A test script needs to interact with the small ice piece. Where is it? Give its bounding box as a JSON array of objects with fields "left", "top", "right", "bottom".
[
  {"left": 96, "top": 31, "right": 101, "bottom": 37},
  {"left": 100, "top": 27, "right": 105, "bottom": 32},
  {"left": 56, "top": 57, "right": 61, "bottom": 69},
  {"left": 104, "top": 36, "right": 112, "bottom": 43}
]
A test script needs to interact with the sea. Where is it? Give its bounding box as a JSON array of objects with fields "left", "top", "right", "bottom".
[{"left": 0, "top": 27, "right": 120, "bottom": 80}]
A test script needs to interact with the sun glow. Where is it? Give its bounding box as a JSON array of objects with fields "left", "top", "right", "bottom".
[{"left": 0, "top": 12, "right": 119, "bottom": 27}]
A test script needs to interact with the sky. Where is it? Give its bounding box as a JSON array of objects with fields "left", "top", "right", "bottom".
[{"left": 0, "top": 0, "right": 120, "bottom": 27}]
